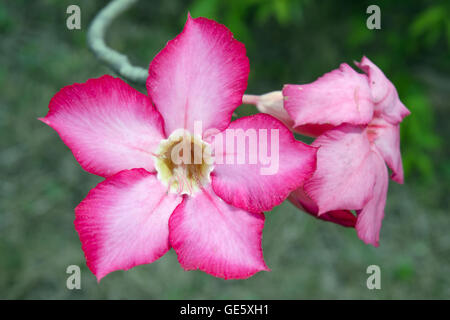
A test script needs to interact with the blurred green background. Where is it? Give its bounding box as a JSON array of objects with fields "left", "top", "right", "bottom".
[{"left": 0, "top": 0, "right": 449, "bottom": 299}]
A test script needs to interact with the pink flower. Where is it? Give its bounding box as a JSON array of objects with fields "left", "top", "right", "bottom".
[
  {"left": 40, "top": 15, "right": 316, "bottom": 280},
  {"left": 280, "top": 57, "right": 410, "bottom": 246}
]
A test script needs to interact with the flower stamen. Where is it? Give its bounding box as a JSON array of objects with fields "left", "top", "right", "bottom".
[{"left": 154, "top": 129, "right": 214, "bottom": 196}]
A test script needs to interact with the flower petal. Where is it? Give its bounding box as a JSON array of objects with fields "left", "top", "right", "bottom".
[
  {"left": 40, "top": 75, "right": 165, "bottom": 177},
  {"left": 289, "top": 188, "right": 357, "bottom": 228},
  {"left": 355, "top": 56, "right": 410, "bottom": 124},
  {"left": 305, "top": 125, "right": 378, "bottom": 214},
  {"left": 210, "top": 114, "right": 317, "bottom": 213},
  {"left": 169, "top": 185, "right": 269, "bottom": 279},
  {"left": 355, "top": 151, "right": 389, "bottom": 246},
  {"left": 147, "top": 14, "right": 249, "bottom": 135},
  {"left": 368, "top": 117, "right": 404, "bottom": 183},
  {"left": 292, "top": 123, "right": 336, "bottom": 138},
  {"left": 254, "top": 91, "right": 333, "bottom": 137},
  {"left": 75, "top": 169, "right": 182, "bottom": 281},
  {"left": 282, "top": 63, "right": 373, "bottom": 133}
]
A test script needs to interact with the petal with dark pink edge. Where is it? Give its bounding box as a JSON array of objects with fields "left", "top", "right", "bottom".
[
  {"left": 356, "top": 151, "right": 389, "bottom": 247},
  {"left": 75, "top": 169, "right": 182, "bottom": 281},
  {"left": 211, "top": 114, "right": 317, "bottom": 214},
  {"left": 368, "top": 117, "right": 404, "bottom": 184},
  {"left": 283, "top": 63, "right": 373, "bottom": 131},
  {"left": 40, "top": 75, "right": 165, "bottom": 177},
  {"left": 292, "top": 123, "right": 336, "bottom": 138},
  {"left": 169, "top": 185, "right": 269, "bottom": 279},
  {"left": 305, "top": 125, "right": 378, "bottom": 215},
  {"left": 289, "top": 188, "right": 356, "bottom": 228},
  {"left": 355, "top": 56, "right": 410, "bottom": 124},
  {"left": 147, "top": 14, "right": 249, "bottom": 136},
  {"left": 254, "top": 91, "right": 333, "bottom": 137}
]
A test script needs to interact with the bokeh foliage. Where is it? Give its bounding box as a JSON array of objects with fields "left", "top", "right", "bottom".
[{"left": 0, "top": 0, "right": 449, "bottom": 299}]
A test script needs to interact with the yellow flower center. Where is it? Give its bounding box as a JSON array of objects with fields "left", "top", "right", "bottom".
[{"left": 153, "top": 129, "right": 214, "bottom": 196}]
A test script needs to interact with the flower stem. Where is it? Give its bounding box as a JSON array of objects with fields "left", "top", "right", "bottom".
[
  {"left": 242, "top": 94, "right": 260, "bottom": 106},
  {"left": 88, "top": 0, "right": 268, "bottom": 108}
]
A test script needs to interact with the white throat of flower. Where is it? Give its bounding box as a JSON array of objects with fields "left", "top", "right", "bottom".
[{"left": 153, "top": 129, "right": 214, "bottom": 196}]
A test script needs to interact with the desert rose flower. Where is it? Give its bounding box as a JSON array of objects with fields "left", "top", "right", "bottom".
[
  {"left": 259, "top": 57, "right": 410, "bottom": 246},
  {"left": 40, "top": 15, "right": 316, "bottom": 280}
]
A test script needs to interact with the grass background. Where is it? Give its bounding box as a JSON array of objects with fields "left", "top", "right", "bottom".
[{"left": 0, "top": 0, "right": 449, "bottom": 299}]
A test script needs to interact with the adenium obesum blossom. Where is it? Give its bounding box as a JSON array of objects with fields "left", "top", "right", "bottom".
[
  {"left": 40, "top": 15, "right": 316, "bottom": 280},
  {"left": 257, "top": 57, "right": 410, "bottom": 246}
]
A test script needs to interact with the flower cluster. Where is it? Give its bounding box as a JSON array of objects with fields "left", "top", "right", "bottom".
[
  {"left": 41, "top": 15, "right": 409, "bottom": 280},
  {"left": 259, "top": 58, "right": 410, "bottom": 246}
]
